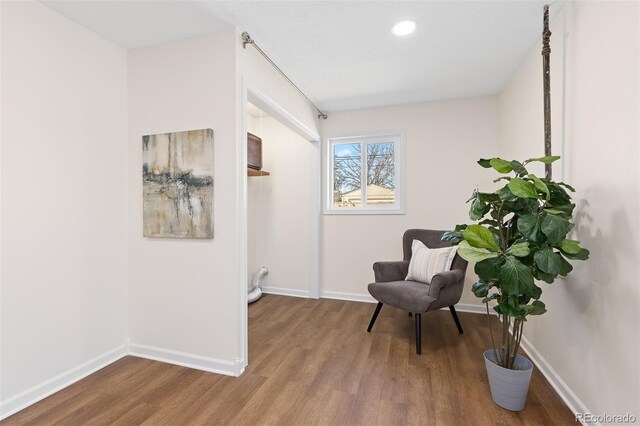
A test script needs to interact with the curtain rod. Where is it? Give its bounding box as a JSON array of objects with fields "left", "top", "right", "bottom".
[{"left": 241, "top": 31, "right": 328, "bottom": 120}]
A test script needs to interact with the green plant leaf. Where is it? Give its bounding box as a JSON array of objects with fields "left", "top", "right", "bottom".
[
  {"left": 517, "top": 214, "right": 543, "bottom": 242},
  {"left": 494, "top": 301, "right": 525, "bottom": 318},
  {"left": 505, "top": 198, "right": 541, "bottom": 215},
  {"left": 475, "top": 256, "right": 505, "bottom": 283},
  {"left": 479, "top": 219, "right": 499, "bottom": 227},
  {"left": 559, "top": 239, "right": 582, "bottom": 254},
  {"left": 558, "top": 256, "right": 573, "bottom": 276},
  {"left": 457, "top": 240, "right": 499, "bottom": 263},
  {"left": 527, "top": 174, "right": 550, "bottom": 200},
  {"left": 498, "top": 185, "right": 518, "bottom": 202},
  {"left": 441, "top": 232, "right": 460, "bottom": 243},
  {"left": 507, "top": 242, "right": 530, "bottom": 257},
  {"left": 471, "top": 280, "right": 490, "bottom": 298},
  {"left": 558, "top": 181, "right": 576, "bottom": 192},
  {"left": 562, "top": 248, "right": 590, "bottom": 261},
  {"left": 508, "top": 294, "right": 520, "bottom": 310},
  {"left": 493, "top": 177, "right": 511, "bottom": 183},
  {"left": 469, "top": 196, "right": 488, "bottom": 221},
  {"left": 442, "top": 226, "right": 467, "bottom": 243},
  {"left": 521, "top": 300, "right": 547, "bottom": 316},
  {"left": 544, "top": 203, "right": 575, "bottom": 219},
  {"left": 499, "top": 256, "right": 535, "bottom": 296},
  {"left": 477, "top": 158, "right": 492, "bottom": 168},
  {"left": 541, "top": 214, "right": 573, "bottom": 245},
  {"left": 534, "top": 247, "right": 564, "bottom": 275},
  {"left": 463, "top": 225, "right": 500, "bottom": 251},
  {"left": 510, "top": 161, "right": 528, "bottom": 176},
  {"left": 479, "top": 192, "right": 501, "bottom": 203},
  {"left": 546, "top": 182, "right": 573, "bottom": 206},
  {"left": 530, "top": 283, "right": 542, "bottom": 299},
  {"left": 468, "top": 190, "right": 492, "bottom": 220},
  {"left": 537, "top": 270, "right": 556, "bottom": 283},
  {"left": 524, "top": 155, "right": 561, "bottom": 165},
  {"left": 508, "top": 178, "right": 540, "bottom": 199},
  {"left": 489, "top": 158, "right": 513, "bottom": 173}
]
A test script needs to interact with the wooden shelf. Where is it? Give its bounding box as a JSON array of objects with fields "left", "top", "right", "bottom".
[{"left": 248, "top": 168, "right": 270, "bottom": 177}]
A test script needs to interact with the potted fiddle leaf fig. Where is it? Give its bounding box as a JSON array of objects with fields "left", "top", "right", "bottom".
[{"left": 443, "top": 156, "right": 589, "bottom": 411}]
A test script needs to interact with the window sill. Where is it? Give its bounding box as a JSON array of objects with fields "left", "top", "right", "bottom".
[{"left": 323, "top": 208, "right": 405, "bottom": 216}]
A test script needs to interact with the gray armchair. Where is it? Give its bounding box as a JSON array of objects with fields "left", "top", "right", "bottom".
[{"left": 366, "top": 229, "right": 468, "bottom": 354}]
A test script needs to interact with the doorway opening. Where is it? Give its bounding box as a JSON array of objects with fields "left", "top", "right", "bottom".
[
  {"left": 239, "top": 86, "right": 321, "bottom": 371},
  {"left": 246, "top": 101, "right": 314, "bottom": 299}
]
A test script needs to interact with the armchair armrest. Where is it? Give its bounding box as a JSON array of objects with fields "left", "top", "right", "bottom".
[
  {"left": 373, "top": 261, "right": 409, "bottom": 283},
  {"left": 428, "top": 269, "right": 464, "bottom": 300}
]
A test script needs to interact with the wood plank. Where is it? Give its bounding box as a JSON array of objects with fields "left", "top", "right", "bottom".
[{"left": 247, "top": 168, "right": 270, "bottom": 177}]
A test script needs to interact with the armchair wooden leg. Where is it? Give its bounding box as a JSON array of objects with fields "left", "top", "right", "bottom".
[
  {"left": 415, "top": 313, "right": 422, "bottom": 354},
  {"left": 367, "top": 302, "right": 383, "bottom": 332},
  {"left": 449, "top": 305, "right": 464, "bottom": 334}
]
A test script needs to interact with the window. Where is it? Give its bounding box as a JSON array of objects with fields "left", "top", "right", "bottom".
[{"left": 325, "top": 131, "right": 404, "bottom": 214}]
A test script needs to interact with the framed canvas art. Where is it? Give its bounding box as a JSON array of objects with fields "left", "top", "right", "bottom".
[{"left": 142, "top": 128, "right": 214, "bottom": 239}]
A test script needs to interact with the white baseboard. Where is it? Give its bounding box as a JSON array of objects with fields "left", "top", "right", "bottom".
[
  {"left": 128, "top": 342, "right": 243, "bottom": 377},
  {"left": 519, "top": 335, "right": 590, "bottom": 424},
  {"left": 317, "top": 292, "right": 489, "bottom": 315},
  {"left": 0, "top": 344, "right": 127, "bottom": 421},
  {"left": 320, "top": 290, "right": 377, "bottom": 303},
  {"left": 452, "top": 303, "right": 492, "bottom": 315},
  {"left": 261, "top": 286, "right": 309, "bottom": 299}
]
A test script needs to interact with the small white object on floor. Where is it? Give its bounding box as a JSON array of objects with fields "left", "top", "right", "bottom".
[{"left": 248, "top": 266, "right": 268, "bottom": 304}]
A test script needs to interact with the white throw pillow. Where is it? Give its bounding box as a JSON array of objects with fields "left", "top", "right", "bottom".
[{"left": 405, "top": 239, "right": 458, "bottom": 284}]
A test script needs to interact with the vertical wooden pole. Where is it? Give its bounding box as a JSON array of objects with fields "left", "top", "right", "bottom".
[{"left": 542, "top": 4, "right": 552, "bottom": 179}]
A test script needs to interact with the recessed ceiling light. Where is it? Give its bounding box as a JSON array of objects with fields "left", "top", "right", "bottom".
[{"left": 391, "top": 20, "right": 417, "bottom": 36}]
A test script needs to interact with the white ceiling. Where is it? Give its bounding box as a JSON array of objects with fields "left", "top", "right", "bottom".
[
  {"left": 42, "top": 1, "right": 232, "bottom": 49},
  {"left": 42, "top": 1, "right": 562, "bottom": 112}
]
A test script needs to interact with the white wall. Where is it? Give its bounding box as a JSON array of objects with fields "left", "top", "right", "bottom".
[
  {"left": 0, "top": 1, "right": 128, "bottom": 416},
  {"left": 247, "top": 116, "right": 312, "bottom": 295},
  {"left": 247, "top": 114, "right": 259, "bottom": 290},
  {"left": 497, "top": 1, "right": 639, "bottom": 418},
  {"left": 125, "top": 27, "right": 323, "bottom": 374},
  {"left": 127, "top": 31, "right": 242, "bottom": 371},
  {"left": 320, "top": 97, "right": 499, "bottom": 303},
  {"left": 237, "top": 33, "right": 320, "bottom": 136}
]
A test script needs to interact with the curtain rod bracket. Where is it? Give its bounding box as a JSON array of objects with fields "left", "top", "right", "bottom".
[
  {"left": 240, "top": 31, "right": 327, "bottom": 120},
  {"left": 241, "top": 31, "right": 254, "bottom": 49}
]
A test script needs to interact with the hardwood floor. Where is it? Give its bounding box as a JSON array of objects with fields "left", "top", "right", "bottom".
[{"left": 3, "top": 295, "right": 574, "bottom": 425}]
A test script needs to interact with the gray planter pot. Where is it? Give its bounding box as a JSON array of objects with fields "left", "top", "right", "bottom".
[{"left": 483, "top": 349, "right": 533, "bottom": 411}]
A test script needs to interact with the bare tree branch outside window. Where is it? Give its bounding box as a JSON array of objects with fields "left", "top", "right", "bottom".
[
  {"left": 366, "top": 143, "right": 395, "bottom": 188},
  {"left": 333, "top": 143, "right": 361, "bottom": 196},
  {"left": 332, "top": 142, "right": 395, "bottom": 207}
]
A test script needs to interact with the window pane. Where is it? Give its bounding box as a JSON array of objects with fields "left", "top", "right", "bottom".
[
  {"left": 366, "top": 142, "right": 395, "bottom": 205},
  {"left": 333, "top": 143, "right": 362, "bottom": 207}
]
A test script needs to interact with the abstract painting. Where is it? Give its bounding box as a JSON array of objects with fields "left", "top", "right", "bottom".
[{"left": 143, "top": 129, "right": 214, "bottom": 238}]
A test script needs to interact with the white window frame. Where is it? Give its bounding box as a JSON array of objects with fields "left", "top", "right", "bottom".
[{"left": 324, "top": 130, "right": 405, "bottom": 215}]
